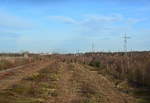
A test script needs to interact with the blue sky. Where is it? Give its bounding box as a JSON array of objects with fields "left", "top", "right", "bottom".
[{"left": 0, "top": 0, "right": 150, "bottom": 53}]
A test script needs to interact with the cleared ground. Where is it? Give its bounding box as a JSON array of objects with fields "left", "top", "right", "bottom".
[{"left": 0, "top": 60, "right": 135, "bottom": 103}]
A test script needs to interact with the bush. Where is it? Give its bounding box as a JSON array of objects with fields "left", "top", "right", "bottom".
[
  {"left": 0, "top": 59, "right": 13, "bottom": 70},
  {"left": 89, "top": 61, "right": 100, "bottom": 68}
]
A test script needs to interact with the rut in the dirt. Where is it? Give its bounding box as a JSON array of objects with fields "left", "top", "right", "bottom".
[
  {"left": 0, "top": 61, "right": 53, "bottom": 90},
  {"left": 0, "top": 62, "right": 135, "bottom": 103},
  {"left": 46, "top": 62, "right": 135, "bottom": 103}
]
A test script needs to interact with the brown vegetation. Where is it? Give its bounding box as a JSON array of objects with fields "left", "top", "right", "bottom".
[
  {"left": 0, "top": 51, "right": 150, "bottom": 103},
  {"left": 58, "top": 52, "right": 150, "bottom": 88}
]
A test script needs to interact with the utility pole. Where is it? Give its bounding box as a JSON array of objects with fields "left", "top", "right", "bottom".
[
  {"left": 76, "top": 49, "right": 80, "bottom": 56},
  {"left": 122, "top": 33, "right": 131, "bottom": 79},
  {"left": 91, "top": 42, "right": 95, "bottom": 53},
  {"left": 123, "top": 33, "right": 130, "bottom": 56}
]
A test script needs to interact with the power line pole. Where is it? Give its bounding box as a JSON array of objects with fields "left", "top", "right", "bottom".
[
  {"left": 91, "top": 42, "right": 95, "bottom": 53},
  {"left": 122, "top": 33, "right": 131, "bottom": 81},
  {"left": 123, "top": 33, "right": 130, "bottom": 56}
]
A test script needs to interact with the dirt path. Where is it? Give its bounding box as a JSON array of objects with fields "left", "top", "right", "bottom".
[
  {"left": 0, "top": 61, "right": 54, "bottom": 90},
  {"left": 46, "top": 62, "right": 135, "bottom": 103},
  {"left": 46, "top": 63, "right": 76, "bottom": 103},
  {"left": 0, "top": 61, "right": 135, "bottom": 103},
  {"left": 74, "top": 63, "right": 135, "bottom": 103}
]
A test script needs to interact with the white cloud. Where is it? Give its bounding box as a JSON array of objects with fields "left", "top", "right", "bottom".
[
  {"left": 0, "top": 11, "right": 34, "bottom": 29},
  {"left": 48, "top": 14, "right": 144, "bottom": 25},
  {"left": 48, "top": 16, "right": 78, "bottom": 24},
  {"left": 83, "top": 14, "right": 123, "bottom": 23},
  {"left": 126, "top": 18, "right": 144, "bottom": 24},
  {"left": 48, "top": 14, "right": 145, "bottom": 37},
  {"left": 48, "top": 14, "right": 123, "bottom": 25}
]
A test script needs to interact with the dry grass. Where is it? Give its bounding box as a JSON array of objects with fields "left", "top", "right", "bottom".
[
  {"left": 0, "top": 62, "right": 61, "bottom": 103},
  {"left": 0, "top": 57, "right": 135, "bottom": 103},
  {"left": 0, "top": 58, "right": 32, "bottom": 71}
]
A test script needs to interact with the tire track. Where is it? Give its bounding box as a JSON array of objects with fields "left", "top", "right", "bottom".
[
  {"left": 47, "top": 62, "right": 135, "bottom": 103},
  {"left": 74, "top": 63, "right": 135, "bottom": 103},
  {"left": 0, "top": 61, "right": 135, "bottom": 103},
  {"left": 0, "top": 61, "right": 54, "bottom": 90}
]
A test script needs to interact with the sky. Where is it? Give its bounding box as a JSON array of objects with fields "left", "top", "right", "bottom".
[{"left": 0, "top": 0, "right": 150, "bottom": 53}]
